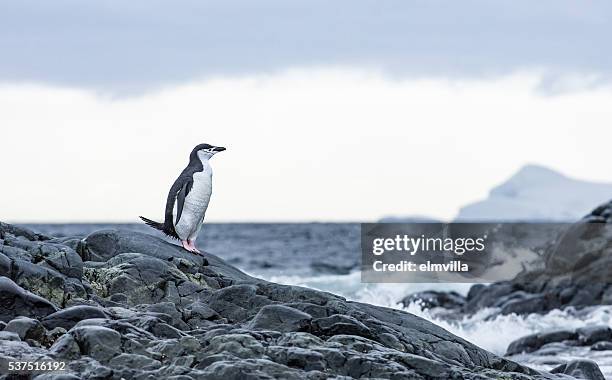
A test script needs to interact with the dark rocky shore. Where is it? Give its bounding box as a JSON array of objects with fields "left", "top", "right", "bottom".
[
  {"left": 406, "top": 200, "right": 612, "bottom": 316},
  {"left": 0, "top": 222, "right": 605, "bottom": 379},
  {"left": 403, "top": 200, "right": 612, "bottom": 379}
]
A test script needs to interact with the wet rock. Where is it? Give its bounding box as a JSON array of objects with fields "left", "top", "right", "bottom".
[
  {"left": 500, "top": 293, "right": 551, "bottom": 315},
  {"left": 418, "top": 201, "right": 612, "bottom": 318},
  {"left": 0, "top": 276, "right": 57, "bottom": 322},
  {"left": 591, "top": 341, "right": 612, "bottom": 351},
  {"left": 310, "top": 261, "right": 356, "bottom": 275},
  {"left": 464, "top": 282, "right": 517, "bottom": 314},
  {"left": 400, "top": 290, "right": 466, "bottom": 310},
  {"left": 577, "top": 325, "right": 612, "bottom": 345},
  {"left": 437, "top": 200, "right": 612, "bottom": 319},
  {"left": 248, "top": 305, "right": 312, "bottom": 332},
  {"left": 506, "top": 330, "right": 577, "bottom": 355},
  {"left": 551, "top": 359, "right": 605, "bottom": 380}
]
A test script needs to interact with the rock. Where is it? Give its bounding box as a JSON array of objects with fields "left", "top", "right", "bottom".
[
  {"left": 0, "top": 253, "right": 87, "bottom": 306},
  {"left": 49, "top": 333, "right": 81, "bottom": 360},
  {"left": 500, "top": 294, "right": 551, "bottom": 315},
  {"left": 464, "top": 282, "right": 517, "bottom": 314},
  {"left": 310, "top": 261, "right": 356, "bottom": 275},
  {"left": 137, "top": 302, "right": 189, "bottom": 330},
  {"left": 551, "top": 359, "right": 605, "bottom": 380},
  {"left": 42, "top": 305, "right": 110, "bottom": 330},
  {"left": 400, "top": 290, "right": 466, "bottom": 310},
  {"left": 73, "top": 318, "right": 156, "bottom": 345},
  {"left": 184, "top": 301, "right": 221, "bottom": 328},
  {"left": 67, "top": 357, "right": 114, "bottom": 379},
  {"left": 44, "top": 326, "right": 67, "bottom": 346},
  {"left": 34, "top": 374, "right": 82, "bottom": 380},
  {"left": 1, "top": 235, "right": 86, "bottom": 282},
  {"left": 0, "top": 222, "right": 50, "bottom": 241},
  {"left": 311, "top": 314, "right": 372, "bottom": 338},
  {"left": 108, "top": 353, "right": 161, "bottom": 370},
  {"left": 198, "top": 358, "right": 310, "bottom": 380},
  {"left": 205, "top": 334, "right": 265, "bottom": 359},
  {"left": 69, "top": 325, "right": 122, "bottom": 362},
  {"left": 4, "top": 316, "right": 46, "bottom": 341},
  {"left": 248, "top": 305, "right": 312, "bottom": 332},
  {"left": 577, "top": 325, "right": 612, "bottom": 345},
  {"left": 441, "top": 200, "right": 612, "bottom": 319},
  {"left": 276, "top": 332, "right": 324, "bottom": 349},
  {"left": 83, "top": 229, "right": 257, "bottom": 281},
  {"left": 266, "top": 346, "right": 325, "bottom": 371},
  {"left": 207, "top": 284, "right": 271, "bottom": 322},
  {"left": 0, "top": 276, "right": 57, "bottom": 322},
  {"left": 0, "top": 339, "right": 54, "bottom": 366},
  {"left": 506, "top": 330, "right": 577, "bottom": 355},
  {"left": 591, "top": 341, "right": 612, "bottom": 351},
  {"left": 84, "top": 252, "right": 208, "bottom": 306},
  {"left": 146, "top": 336, "right": 201, "bottom": 362},
  {"left": 0, "top": 331, "right": 21, "bottom": 341},
  {"left": 0, "top": 222, "right": 584, "bottom": 379}
]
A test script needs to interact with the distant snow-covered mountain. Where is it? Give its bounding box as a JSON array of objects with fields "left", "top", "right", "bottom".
[{"left": 455, "top": 165, "right": 612, "bottom": 221}]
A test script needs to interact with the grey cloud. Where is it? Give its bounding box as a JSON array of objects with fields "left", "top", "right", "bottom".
[{"left": 1, "top": 0, "right": 610, "bottom": 92}]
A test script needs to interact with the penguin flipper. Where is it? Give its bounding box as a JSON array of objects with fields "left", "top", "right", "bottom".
[
  {"left": 164, "top": 174, "right": 193, "bottom": 228},
  {"left": 175, "top": 179, "right": 193, "bottom": 225}
]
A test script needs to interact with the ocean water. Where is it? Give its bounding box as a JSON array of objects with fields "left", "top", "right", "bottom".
[{"left": 24, "top": 223, "right": 612, "bottom": 377}]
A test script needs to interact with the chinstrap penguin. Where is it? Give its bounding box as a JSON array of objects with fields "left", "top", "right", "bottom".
[{"left": 140, "top": 143, "right": 226, "bottom": 253}]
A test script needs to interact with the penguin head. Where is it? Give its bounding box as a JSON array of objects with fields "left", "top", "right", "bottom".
[{"left": 192, "top": 143, "right": 226, "bottom": 160}]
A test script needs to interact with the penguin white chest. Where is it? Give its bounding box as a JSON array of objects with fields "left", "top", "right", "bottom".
[{"left": 175, "top": 168, "right": 212, "bottom": 240}]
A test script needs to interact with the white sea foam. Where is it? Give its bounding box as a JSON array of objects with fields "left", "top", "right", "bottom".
[{"left": 404, "top": 303, "right": 612, "bottom": 356}]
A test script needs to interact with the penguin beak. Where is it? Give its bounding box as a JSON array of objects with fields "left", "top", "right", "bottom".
[{"left": 213, "top": 146, "right": 226, "bottom": 153}]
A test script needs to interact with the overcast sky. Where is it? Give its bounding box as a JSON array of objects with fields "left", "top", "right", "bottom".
[{"left": 1, "top": 1, "right": 611, "bottom": 222}]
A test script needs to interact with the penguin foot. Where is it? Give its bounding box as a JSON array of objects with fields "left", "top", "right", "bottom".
[{"left": 182, "top": 240, "right": 201, "bottom": 254}]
